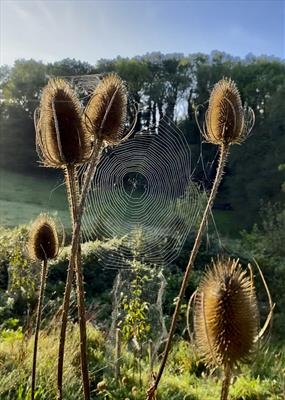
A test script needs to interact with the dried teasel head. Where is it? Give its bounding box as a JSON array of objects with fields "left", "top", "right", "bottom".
[
  {"left": 28, "top": 214, "right": 59, "bottom": 261},
  {"left": 84, "top": 73, "right": 127, "bottom": 145},
  {"left": 193, "top": 258, "right": 259, "bottom": 369},
  {"left": 201, "top": 78, "right": 255, "bottom": 146},
  {"left": 35, "top": 78, "right": 92, "bottom": 167}
]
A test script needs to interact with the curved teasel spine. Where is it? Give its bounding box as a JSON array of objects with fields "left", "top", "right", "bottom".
[
  {"left": 84, "top": 73, "right": 127, "bottom": 145},
  {"left": 28, "top": 214, "right": 59, "bottom": 400}
]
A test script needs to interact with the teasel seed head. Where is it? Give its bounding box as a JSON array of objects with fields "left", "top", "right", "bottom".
[
  {"left": 35, "top": 78, "right": 92, "bottom": 167},
  {"left": 84, "top": 73, "right": 127, "bottom": 145},
  {"left": 28, "top": 214, "right": 59, "bottom": 261},
  {"left": 194, "top": 258, "right": 259, "bottom": 369},
  {"left": 203, "top": 78, "right": 254, "bottom": 146}
]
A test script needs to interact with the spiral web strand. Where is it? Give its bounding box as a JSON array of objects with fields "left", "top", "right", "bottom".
[{"left": 79, "top": 117, "right": 203, "bottom": 268}]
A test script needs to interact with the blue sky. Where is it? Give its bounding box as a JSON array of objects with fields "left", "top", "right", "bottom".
[{"left": 1, "top": 0, "right": 284, "bottom": 66}]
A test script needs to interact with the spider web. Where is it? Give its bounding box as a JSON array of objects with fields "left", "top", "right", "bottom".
[
  {"left": 79, "top": 117, "right": 204, "bottom": 268},
  {"left": 59, "top": 74, "right": 102, "bottom": 103},
  {"left": 57, "top": 74, "right": 208, "bottom": 369}
]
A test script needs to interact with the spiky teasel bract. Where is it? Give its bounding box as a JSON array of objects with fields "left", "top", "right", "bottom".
[
  {"left": 84, "top": 73, "right": 127, "bottom": 144},
  {"left": 35, "top": 78, "right": 92, "bottom": 167},
  {"left": 193, "top": 258, "right": 259, "bottom": 369},
  {"left": 203, "top": 78, "right": 254, "bottom": 146},
  {"left": 28, "top": 214, "right": 59, "bottom": 261}
]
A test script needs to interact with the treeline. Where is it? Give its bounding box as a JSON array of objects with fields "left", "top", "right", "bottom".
[{"left": 0, "top": 51, "right": 284, "bottom": 227}]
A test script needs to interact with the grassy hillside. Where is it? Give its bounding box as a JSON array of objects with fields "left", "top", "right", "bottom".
[
  {"left": 0, "top": 167, "right": 239, "bottom": 242},
  {"left": 0, "top": 168, "right": 70, "bottom": 229}
]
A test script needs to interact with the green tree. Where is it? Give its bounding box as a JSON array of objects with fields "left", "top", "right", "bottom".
[
  {"left": 225, "top": 64, "right": 285, "bottom": 226},
  {"left": 0, "top": 102, "right": 37, "bottom": 172},
  {"left": 47, "top": 58, "right": 94, "bottom": 77},
  {"left": 2, "top": 59, "right": 47, "bottom": 115}
]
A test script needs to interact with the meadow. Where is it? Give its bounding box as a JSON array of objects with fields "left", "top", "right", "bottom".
[
  {"left": 0, "top": 167, "right": 237, "bottom": 238},
  {"left": 0, "top": 169, "right": 70, "bottom": 229}
]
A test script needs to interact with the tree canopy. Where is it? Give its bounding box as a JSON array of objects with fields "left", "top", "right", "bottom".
[{"left": 0, "top": 52, "right": 284, "bottom": 228}]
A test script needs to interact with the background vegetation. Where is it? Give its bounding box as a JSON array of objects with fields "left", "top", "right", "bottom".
[{"left": 0, "top": 51, "right": 284, "bottom": 398}]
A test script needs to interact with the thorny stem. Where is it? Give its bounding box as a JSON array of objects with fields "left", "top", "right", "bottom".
[
  {"left": 75, "top": 244, "right": 90, "bottom": 400},
  {"left": 57, "top": 144, "right": 103, "bottom": 400},
  {"left": 147, "top": 143, "right": 229, "bottom": 399},
  {"left": 68, "top": 164, "right": 90, "bottom": 400},
  {"left": 31, "top": 257, "right": 48, "bottom": 400},
  {"left": 221, "top": 364, "right": 232, "bottom": 400},
  {"left": 57, "top": 164, "right": 81, "bottom": 400}
]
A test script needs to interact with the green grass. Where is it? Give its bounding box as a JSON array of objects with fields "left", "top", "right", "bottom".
[
  {"left": 0, "top": 168, "right": 70, "bottom": 229},
  {"left": 0, "top": 325, "right": 284, "bottom": 400}
]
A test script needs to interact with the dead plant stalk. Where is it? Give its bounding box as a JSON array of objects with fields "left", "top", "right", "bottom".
[{"left": 147, "top": 143, "right": 229, "bottom": 399}]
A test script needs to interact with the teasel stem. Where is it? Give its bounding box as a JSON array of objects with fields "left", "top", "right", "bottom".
[
  {"left": 31, "top": 256, "right": 48, "bottom": 400},
  {"left": 147, "top": 143, "right": 229, "bottom": 399},
  {"left": 57, "top": 164, "right": 81, "bottom": 400},
  {"left": 57, "top": 143, "right": 103, "bottom": 400},
  {"left": 75, "top": 246, "right": 90, "bottom": 400},
  {"left": 68, "top": 163, "right": 91, "bottom": 400},
  {"left": 221, "top": 365, "right": 232, "bottom": 400},
  {"left": 58, "top": 164, "right": 90, "bottom": 400}
]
